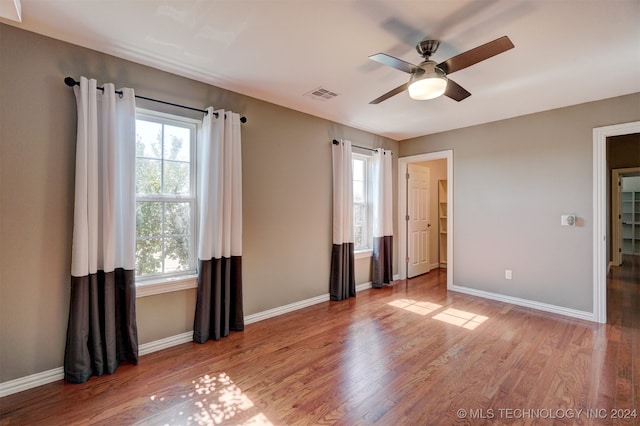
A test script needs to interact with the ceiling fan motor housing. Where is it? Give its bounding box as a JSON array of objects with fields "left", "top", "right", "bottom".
[
  {"left": 415, "top": 61, "right": 447, "bottom": 79},
  {"left": 416, "top": 39, "right": 440, "bottom": 59}
]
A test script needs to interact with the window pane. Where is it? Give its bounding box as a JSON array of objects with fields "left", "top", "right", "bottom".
[
  {"left": 136, "top": 158, "right": 162, "bottom": 195},
  {"left": 353, "top": 181, "right": 365, "bottom": 203},
  {"left": 164, "top": 160, "right": 190, "bottom": 195},
  {"left": 136, "top": 202, "right": 162, "bottom": 237},
  {"left": 164, "top": 236, "right": 191, "bottom": 273},
  {"left": 136, "top": 120, "right": 162, "bottom": 159},
  {"left": 354, "top": 226, "right": 364, "bottom": 249},
  {"left": 354, "top": 203, "right": 365, "bottom": 226},
  {"left": 352, "top": 155, "right": 369, "bottom": 250},
  {"left": 136, "top": 238, "right": 162, "bottom": 276},
  {"left": 353, "top": 158, "right": 364, "bottom": 180},
  {"left": 164, "top": 125, "right": 191, "bottom": 162},
  {"left": 165, "top": 202, "right": 190, "bottom": 236}
]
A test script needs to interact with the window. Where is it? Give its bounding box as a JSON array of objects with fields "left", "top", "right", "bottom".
[
  {"left": 135, "top": 110, "right": 198, "bottom": 281},
  {"left": 353, "top": 153, "right": 372, "bottom": 252}
]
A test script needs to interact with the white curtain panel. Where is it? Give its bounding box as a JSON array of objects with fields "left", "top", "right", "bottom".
[
  {"left": 372, "top": 148, "right": 393, "bottom": 286},
  {"left": 330, "top": 139, "right": 355, "bottom": 300},
  {"left": 65, "top": 76, "right": 138, "bottom": 383},
  {"left": 194, "top": 108, "right": 244, "bottom": 343}
]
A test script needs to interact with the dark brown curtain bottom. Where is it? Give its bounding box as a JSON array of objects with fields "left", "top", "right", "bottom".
[
  {"left": 193, "top": 256, "right": 244, "bottom": 343},
  {"left": 372, "top": 235, "right": 393, "bottom": 287},
  {"left": 330, "top": 242, "right": 355, "bottom": 301},
  {"left": 64, "top": 268, "right": 138, "bottom": 384}
]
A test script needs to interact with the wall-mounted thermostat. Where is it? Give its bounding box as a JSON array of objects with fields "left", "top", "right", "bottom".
[{"left": 561, "top": 215, "right": 576, "bottom": 226}]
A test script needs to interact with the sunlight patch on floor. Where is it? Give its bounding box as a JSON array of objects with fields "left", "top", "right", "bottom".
[
  {"left": 433, "top": 308, "right": 489, "bottom": 330},
  {"left": 388, "top": 299, "right": 488, "bottom": 330},
  {"left": 388, "top": 298, "right": 442, "bottom": 315},
  {"left": 147, "top": 372, "right": 273, "bottom": 425},
  {"left": 192, "top": 373, "right": 255, "bottom": 424}
]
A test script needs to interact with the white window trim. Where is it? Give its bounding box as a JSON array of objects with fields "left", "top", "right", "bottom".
[
  {"left": 135, "top": 108, "right": 201, "bottom": 293},
  {"left": 136, "top": 273, "right": 198, "bottom": 298},
  {"left": 355, "top": 249, "right": 373, "bottom": 259}
]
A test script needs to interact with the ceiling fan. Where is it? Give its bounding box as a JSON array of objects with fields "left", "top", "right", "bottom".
[{"left": 368, "top": 35, "right": 514, "bottom": 104}]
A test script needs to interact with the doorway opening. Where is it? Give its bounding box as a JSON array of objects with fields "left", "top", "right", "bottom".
[
  {"left": 607, "top": 137, "right": 640, "bottom": 326},
  {"left": 612, "top": 169, "right": 640, "bottom": 267},
  {"left": 593, "top": 122, "right": 640, "bottom": 323},
  {"left": 398, "top": 150, "right": 453, "bottom": 289}
]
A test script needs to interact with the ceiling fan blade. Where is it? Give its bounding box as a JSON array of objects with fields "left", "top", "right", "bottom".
[
  {"left": 437, "top": 36, "right": 514, "bottom": 75},
  {"left": 444, "top": 79, "right": 471, "bottom": 102},
  {"left": 369, "top": 82, "right": 410, "bottom": 104},
  {"left": 369, "top": 53, "right": 421, "bottom": 74}
]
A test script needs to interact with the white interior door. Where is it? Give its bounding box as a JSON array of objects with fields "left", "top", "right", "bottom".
[{"left": 407, "top": 164, "right": 431, "bottom": 278}]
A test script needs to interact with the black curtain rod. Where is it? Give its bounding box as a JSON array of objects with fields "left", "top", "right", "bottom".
[
  {"left": 332, "top": 139, "right": 389, "bottom": 153},
  {"left": 64, "top": 77, "right": 247, "bottom": 123}
]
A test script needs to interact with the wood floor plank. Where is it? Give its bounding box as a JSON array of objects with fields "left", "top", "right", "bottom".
[{"left": 1, "top": 265, "right": 638, "bottom": 425}]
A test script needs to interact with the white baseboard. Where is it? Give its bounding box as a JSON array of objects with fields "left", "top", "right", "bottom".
[
  {"left": 0, "top": 367, "right": 64, "bottom": 398},
  {"left": 356, "top": 282, "right": 372, "bottom": 291},
  {"left": 139, "top": 331, "right": 193, "bottom": 356},
  {"left": 449, "top": 284, "right": 595, "bottom": 322},
  {"left": 245, "top": 281, "right": 375, "bottom": 325},
  {"left": 245, "top": 293, "right": 330, "bottom": 324},
  {"left": 1, "top": 283, "right": 387, "bottom": 397}
]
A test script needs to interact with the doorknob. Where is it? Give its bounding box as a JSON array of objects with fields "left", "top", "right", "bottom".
[{"left": 427, "top": 223, "right": 431, "bottom": 227}]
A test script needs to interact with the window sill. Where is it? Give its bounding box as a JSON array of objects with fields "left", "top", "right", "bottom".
[
  {"left": 355, "top": 249, "right": 373, "bottom": 260},
  {"left": 136, "top": 274, "right": 198, "bottom": 298}
]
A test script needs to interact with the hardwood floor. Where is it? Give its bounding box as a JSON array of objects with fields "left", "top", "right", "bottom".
[{"left": 1, "top": 267, "right": 638, "bottom": 425}]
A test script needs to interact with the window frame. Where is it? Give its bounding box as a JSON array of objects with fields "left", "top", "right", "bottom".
[
  {"left": 352, "top": 151, "right": 373, "bottom": 257},
  {"left": 134, "top": 108, "right": 200, "bottom": 295}
]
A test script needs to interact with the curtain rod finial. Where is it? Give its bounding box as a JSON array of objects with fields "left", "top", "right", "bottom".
[
  {"left": 64, "top": 77, "right": 78, "bottom": 87},
  {"left": 332, "top": 139, "right": 339, "bottom": 145}
]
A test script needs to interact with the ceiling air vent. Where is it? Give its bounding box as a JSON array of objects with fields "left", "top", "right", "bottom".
[{"left": 304, "top": 87, "right": 339, "bottom": 101}]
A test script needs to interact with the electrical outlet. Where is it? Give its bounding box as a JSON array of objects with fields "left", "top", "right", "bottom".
[{"left": 505, "top": 269, "right": 512, "bottom": 280}]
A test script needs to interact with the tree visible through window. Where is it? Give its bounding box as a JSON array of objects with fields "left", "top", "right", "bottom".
[{"left": 135, "top": 112, "right": 197, "bottom": 279}]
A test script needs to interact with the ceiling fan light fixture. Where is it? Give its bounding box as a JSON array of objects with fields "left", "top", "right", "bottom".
[
  {"left": 408, "top": 76, "right": 447, "bottom": 100},
  {"left": 408, "top": 65, "right": 447, "bottom": 100}
]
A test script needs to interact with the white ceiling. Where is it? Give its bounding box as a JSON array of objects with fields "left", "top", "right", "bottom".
[{"left": 3, "top": 0, "right": 639, "bottom": 140}]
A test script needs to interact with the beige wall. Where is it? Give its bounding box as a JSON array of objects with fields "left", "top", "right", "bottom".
[
  {"left": 0, "top": 24, "right": 398, "bottom": 382},
  {"left": 400, "top": 93, "right": 640, "bottom": 312}
]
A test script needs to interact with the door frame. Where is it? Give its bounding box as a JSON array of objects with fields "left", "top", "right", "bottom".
[
  {"left": 398, "top": 150, "right": 453, "bottom": 289},
  {"left": 593, "top": 121, "right": 640, "bottom": 323}
]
